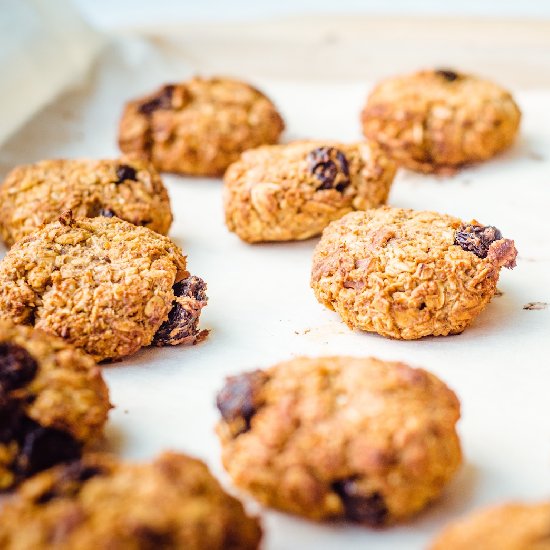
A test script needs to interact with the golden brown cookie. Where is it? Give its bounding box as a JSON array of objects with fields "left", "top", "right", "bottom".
[
  {"left": 0, "top": 158, "right": 172, "bottom": 247},
  {"left": 0, "top": 212, "right": 207, "bottom": 362},
  {"left": 361, "top": 69, "right": 521, "bottom": 173},
  {"left": 430, "top": 502, "right": 550, "bottom": 550},
  {"left": 0, "top": 451, "right": 262, "bottom": 549},
  {"left": 118, "top": 77, "right": 285, "bottom": 176},
  {"left": 223, "top": 140, "right": 396, "bottom": 243},
  {"left": 311, "top": 207, "right": 517, "bottom": 339},
  {"left": 0, "top": 320, "right": 110, "bottom": 491},
  {"left": 216, "top": 356, "right": 462, "bottom": 525}
]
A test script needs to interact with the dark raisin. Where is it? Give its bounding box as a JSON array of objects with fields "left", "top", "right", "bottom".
[
  {"left": 132, "top": 526, "right": 173, "bottom": 549},
  {"left": 436, "top": 69, "right": 460, "bottom": 82},
  {"left": 98, "top": 208, "right": 116, "bottom": 218},
  {"left": 454, "top": 224, "right": 502, "bottom": 258},
  {"left": 137, "top": 85, "right": 175, "bottom": 115},
  {"left": 0, "top": 400, "right": 24, "bottom": 443},
  {"left": 216, "top": 370, "right": 267, "bottom": 436},
  {"left": 307, "top": 146, "right": 350, "bottom": 192},
  {"left": 15, "top": 418, "right": 82, "bottom": 478},
  {"left": 35, "top": 462, "right": 106, "bottom": 504},
  {"left": 0, "top": 343, "right": 38, "bottom": 392},
  {"left": 115, "top": 164, "right": 137, "bottom": 183},
  {"left": 332, "top": 479, "right": 388, "bottom": 526},
  {"left": 152, "top": 276, "right": 208, "bottom": 347}
]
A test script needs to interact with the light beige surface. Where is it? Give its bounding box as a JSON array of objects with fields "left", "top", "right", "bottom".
[{"left": 132, "top": 16, "right": 550, "bottom": 88}]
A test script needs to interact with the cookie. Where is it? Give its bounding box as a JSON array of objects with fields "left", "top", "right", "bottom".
[
  {"left": 223, "top": 140, "right": 396, "bottom": 242},
  {"left": 311, "top": 207, "right": 517, "bottom": 339},
  {"left": 118, "top": 77, "right": 285, "bottom": 176},
  {"left": 0, "top": 319, "right": 110, "bottom": 491},
  {"left": 0, "top": 451, "right": 262, "bottom": 549},
  {"left": 430, "top": 502, "right": 550, "bottom": 549},
  {"left": 0, "top": 212, "right": 207, "bottom": 361},
  {"left": 216, "top": 356, "right": 462, "bottom": 525},
  {"left": 0, "top": 158, "right": 172, "bottom": 247},
  {"left": 361, "top": 69, "right": 521, "bottom": 173}
]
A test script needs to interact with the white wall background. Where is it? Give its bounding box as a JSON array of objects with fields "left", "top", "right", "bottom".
[{"left": 73, "top": 0, "right": 550, "bottom": 29}]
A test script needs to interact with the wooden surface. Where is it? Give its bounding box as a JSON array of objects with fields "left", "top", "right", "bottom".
[{"left": 130, "top": 15, "right": 550, "bottom": 88}]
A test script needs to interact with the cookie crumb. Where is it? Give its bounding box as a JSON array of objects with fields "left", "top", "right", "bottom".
[{"left": 523, "top": 302, "right": 548, "bottom": 310}]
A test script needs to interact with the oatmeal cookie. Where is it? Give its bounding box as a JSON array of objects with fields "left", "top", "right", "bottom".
[
  {"left": 0, "top": 319, "right": 110, "bottom": 491},
  {"left": 0, "top": 451, "right": 262, "bottom": 549},
  {"left": 361, "top": 69, "right": 521, "bottom": 173},
  {"left": 0, "top": 212, "right": 207, "bottom": 361},
  {"left": 223, "top": 140, "right": 396, "bottom": 242},
  {"left": 311, "top": 207, "right": 517, "bottom": 339},
  {"left": 430, "top": 502, "right": 550, "bottom": 550},
  {"left": 118, "top": 77, "right": 284, "bottom": 176},
  {"left": 216, "top": 356, "right": 461, "bottom": 525},
  {"left": 0, "top": 158, "right": 172, "bottom": 247}
]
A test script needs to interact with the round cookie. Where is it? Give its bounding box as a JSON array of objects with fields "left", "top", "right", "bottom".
[
  {"left": 118, "top": 76, "right": 285, "bottom": 176},
  {"left": 430, "top": 502, "right": 550, "bottom": 550},
  {"left": 0, "top": 320, "right": 110, "bottom": 491},
  {"left": 0, "top": 451, "right": 262, "bottom": 549},
  {"left": 223, "top": 140, "right": 396, "bottom": 243},
  {"left": 311, "top": 207, "right": 517, "bottom": 339},
  {"left": 0, "top": 158, "right": 172, "bottom": 247},
  {"left": 361, "top": 69, "right": 521, "bottom": 173},
  {"left": 216, "top": 356, "right": 462, "bottom": 525},
  {"left": 0, "top": 212, "right": 208, "bottom": 361}
]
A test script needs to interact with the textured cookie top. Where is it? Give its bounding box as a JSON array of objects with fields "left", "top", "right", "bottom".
[
  {"left": 0, "top": 213, "right": 189, "bottom": 361},
  {"left": 430, "top": 502, "right": 550, "bottom": 550},
  {"left": 361, "top": 69, "right": 521, "bottom": 172},
  {"left": 0, "top": 158, "right": 172, "bottom": 247},
  {"left": 0, "top": 320, "right": 110, "bottom": 490},
  {"left": 217, "top": 356, "right": 461, "bottom": 524},
  {"left": 0, "top": 452, "right": 262, "bottom": 550},
  {"left": 223, "top": 140, "right": 396, "bottom": 242},
  {"left": 119, "top": 77, "right": 285, "bottom": 176},
  {"left": 311, "top": 207, "right": 517, "bottom": 339}
]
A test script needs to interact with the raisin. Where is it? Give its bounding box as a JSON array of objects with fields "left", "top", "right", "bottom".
[
  {"left": 0, "top": 343, "right": 38, "bottom": 392},
  {"left": 138, "top": 85, "right": 175, "bottom": 115},
  {"left": 15, "top": 418, "right": 82, "bottom": 478},
  {"left": 152, "top": 276, "right": 208, "bottom": 347},
  {"left": 0, "top": 400, "right": 23, "bottom": 443},
  {"left": 454, "top": 224, "right": 502, "bottom": 258},
  {"left": 436, "top": 69, "right": 460, "bottom": 82},
  {"left": 115, "top": 164, "right": 137, "bottom": 183},
  {"left": 332, "top": 479, "right": 388, "bottom": 526},
  {"left": 98, "top": 208, "right": 116, "bottom": 218},
  {"left": 35, "top": 462, "right": 106, "bottom": 504},
  {"left": 216, "top": 370, "right": 267, "bottom": 436},
  {"left": 307, "top": 146, "right": 350, "bottom": 192}
]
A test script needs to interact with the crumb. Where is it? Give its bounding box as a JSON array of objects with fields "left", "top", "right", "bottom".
[
  {"left": 494, "top": 289, "right": 504, "bottom": 297},
  {"left": 523, "top": 302, "right": 548, "bottom": 311}
]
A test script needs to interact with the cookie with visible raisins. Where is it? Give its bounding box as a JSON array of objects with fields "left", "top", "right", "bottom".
[
  {"left": 311, "top": 206, "right": 517, "bottom": 339},
  {"left": 0, "top": 212, "right": 207, "bottom": 361},
  {"left": 216, "top": 356, "right": 462, "bottom": 525},
  {"left": 0, "top": 319, "right": 110, "bottom": 491},
  {"left": 430, "top": 501, "right": 550, "bottom": 550},
  {"left": 223, "top": 140, "right": 396, "bottom": 243},
  {"left": 118, "top": 77, "right": 284, "bottom": 176},
  {"left": 0, "top": 158, "right": 172, "bottom": 247},
  {"left": 361, "top": 69, "right": 521, "bottom": 173},
  {"left": 0, "top": 451, "right": 262, "bottom": 549}
]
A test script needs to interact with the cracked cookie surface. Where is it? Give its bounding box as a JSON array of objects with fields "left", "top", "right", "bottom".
[
  {"left": 0, "top": 451, "right": 262, "bottom": 549},
  {"left": 0, "top": 213, "right": 207, "bottom": 361},
  {"left": 430, "top": 502, "right": 550, "bottom": 550},
  {"left": 311, "top": 207, "right": 517, "bottom": 340},
  {"left": 223, "top": 140, "right": 396, "bottom": 242},
  {"left": 361, "top": 69, "right": 521, "bottom": 173},
  {"left": 118, "top": 77, "right": 284, "bottom": 176},
  {"left": 0, "top": 158, "right": 172, "bottom": 247},
  {"left": 0, "top": 320, "right": 110, "bottom": 491},
  {"left": 216, "top": 356, "right": 461, "bottom": 525}
]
